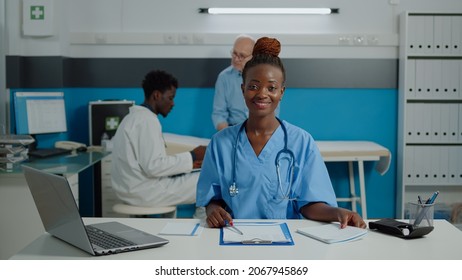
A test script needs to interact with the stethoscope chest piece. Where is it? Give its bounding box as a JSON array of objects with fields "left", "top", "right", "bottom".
[{"left": 229, "top": 182, "right": 239, "bottom": 197}]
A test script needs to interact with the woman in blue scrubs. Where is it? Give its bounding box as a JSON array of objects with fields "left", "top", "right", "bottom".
[{"left": 196, "top": 37, "right": 366, "bottom": 229}]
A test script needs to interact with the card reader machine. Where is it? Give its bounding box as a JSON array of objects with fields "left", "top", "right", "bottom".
[{"left": 369, "top": 218, "right": 434, "bottom": 239}]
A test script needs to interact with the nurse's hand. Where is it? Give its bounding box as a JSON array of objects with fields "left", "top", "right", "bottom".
[
  {"left": 337, "top": 208, "right": 367, "bottom": 229},
  {"left": 205, "top": 201, "right": 233, "bottom": 228},
  {"left": 300, "top": 202, "right": 366, "bottom": 229}
]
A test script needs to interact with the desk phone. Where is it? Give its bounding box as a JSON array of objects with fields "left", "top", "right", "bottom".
[{"left": 55, "top": 141, "right": 86, "bottom": 150}]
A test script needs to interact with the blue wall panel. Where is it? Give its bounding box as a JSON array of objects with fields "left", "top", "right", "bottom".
[
  {"left": 10, "top": 87, "right": 397, "bottom": 218},
  {"left": 280, "top": 88, "right": 397, "bottom": 218}
]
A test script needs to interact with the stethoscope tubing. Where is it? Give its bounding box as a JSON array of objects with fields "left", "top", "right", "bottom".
[{"left": 230, "top": 118, "right": 296, "bottom": 200}]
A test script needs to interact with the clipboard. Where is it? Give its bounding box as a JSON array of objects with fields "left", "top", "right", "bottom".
[{"left": 219, "top": 222, "right": 294, "bottom": 246}]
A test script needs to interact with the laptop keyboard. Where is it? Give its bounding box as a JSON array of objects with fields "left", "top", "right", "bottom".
[{"left": 86, "top": 225, "right": 136, "bottom": 249}]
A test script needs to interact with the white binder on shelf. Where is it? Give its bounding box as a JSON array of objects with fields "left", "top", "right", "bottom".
[
  {"left": 430, "top": 104, "right": 440, "bottom": 143},
  {"left": 411, "top": 146, "right": 419, "bottom": 185},
  {"left": 415, "top": 59, "right": 426, "bottom": 99},
  {"left": 422, "top": 103, "right": 432, "bottom": 142},
  {"left": 439, "top": 146, "right": 449, "bottom": 185},
  {"left": 413, "top": 146, "right": 425, "bottom": 185},
  {"left": 431, "top": 16, "right": 441, "bottom": 53},
  {"left": 458, "top": 147, "right": 462, "bottom": 185},
  {"left": 430, "top": 147, "right": 440, "bottom": 185},
  {"left": 405, "top": 103, "right": 415, "bottom": 143},
  {"left": 449, "top": 104, "right": 459, "bottom": 143},
  {"left": 433, "top": 16, "right": 452, "bottom": 55},
  {"left": 447, "top": 60, "right": 459, "bottom": 100},
  {"left": 423, "top": 60, "right": 434, "bottom": 99},
  {"left": 432, "top": 60, "right": 443, "bottom": 99},
  {"left": 448, "top": 146, "right": 460, "bottom": 184},
  {"left": 422, "top": 147, "right": 433, "bottom": 184},
  {"left": 423, "top": 15, "right": 435, "bottom": 55},
  {"left": 406, "top": 59, "right": 416, "bottom": 99},
  {"left": 459, "top": 104, "right": 462, "bottom": 142},
  {"left": 451, "top": 16, "right": 462, "bottom": 55},
  {"left": 460, "top": 61, "right": 462, "bottom": 99},
  {"left": 404, "top": 146, "right": 415, "bottom": 184},
  {"left": 410, "top": 16, "right": 426, "bottom": 55},
  {"left": 407, "top": 15, "right": 420, "bottom": 54},
  {"left": 441, "top": 60, "right": 451, "bottom": 99},
  {"left": 440, "top": 104, "right": 450, "bottom": 142},
  {"left": 413, "top": 104, "right": 425, "bottom": 143}
]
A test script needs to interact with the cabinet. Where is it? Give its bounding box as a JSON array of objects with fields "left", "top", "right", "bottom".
[
  {"left": 88, "top": 100, "right": 134, "bottom": 217},
  {"left": 101, "top": 154, "right": 126, "bottom": 217},
  {"left": 397, "top": 12, "right": 462, "bottom": 218}
]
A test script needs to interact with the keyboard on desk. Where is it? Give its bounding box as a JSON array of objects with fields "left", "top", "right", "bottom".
[
  {"left": 28, "top": 148, "right": 72, "bottom": 158},
  {"left": 86, "top": 225, "right": 136, "bottom": 249}
]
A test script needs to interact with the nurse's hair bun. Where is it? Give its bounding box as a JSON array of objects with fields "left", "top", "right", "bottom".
[{"left": 252, "top": 37, "right": 281, "bottom": 57}]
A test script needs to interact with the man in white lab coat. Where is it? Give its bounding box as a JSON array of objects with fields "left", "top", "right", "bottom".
[{"left": 111, "top": 70, "right": 206, "bottom": 214}]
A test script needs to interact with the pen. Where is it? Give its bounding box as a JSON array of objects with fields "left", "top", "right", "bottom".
[
  {"left": 417, "top": 195, "right": 423, "bottom": 205},
  {"left": 225, "top": 220, "right": 243, "bottom": 235},
  {"left": 425, "top": 191, "right": 439, "bottom": 205}
]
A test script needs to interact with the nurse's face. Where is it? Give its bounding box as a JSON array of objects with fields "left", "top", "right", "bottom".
[
  {"left": 155, "top": 86, "right": 176, "bottom": 117},
  {"left": 242, "top": 64, "right": 285, "bottom": 118}
]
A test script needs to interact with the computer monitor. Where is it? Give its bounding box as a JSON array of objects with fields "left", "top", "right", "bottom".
[
  {"left": 13, "top": 92, "right": 67, "bottom": 135},
  {"left": 13, "top": 92, "right": 68, "bottom": 150}
]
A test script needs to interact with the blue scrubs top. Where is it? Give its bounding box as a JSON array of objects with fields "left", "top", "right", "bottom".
[
  {"left": 196, "top": 120, "right": 337, "bottom": 219},
  {"left": 211, "top": 66, "right": 248, "bottom": 128}
]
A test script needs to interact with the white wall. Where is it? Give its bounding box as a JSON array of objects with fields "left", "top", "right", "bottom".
[
  {"left": 4, "top": 0, "right": 462, "bottom": 59},
  {"left": 1, "top": 0, "right": 461, "bottom": 128}
]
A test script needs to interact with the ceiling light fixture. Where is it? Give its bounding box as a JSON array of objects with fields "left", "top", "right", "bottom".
[{"left": 198, "top": 8, "right": 339, "bottom": 15}]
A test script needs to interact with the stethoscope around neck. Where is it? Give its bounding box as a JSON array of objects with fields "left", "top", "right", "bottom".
[{"left": 229, "top": 118, "right": 297, "bottom": 201}]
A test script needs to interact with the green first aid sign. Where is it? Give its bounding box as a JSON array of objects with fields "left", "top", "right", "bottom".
[
  {"left": 105, "top": 117, "right": 120, "bottom": 131},
  {"left": 30, "top": 6, "right": 45, "bottom": 20}
]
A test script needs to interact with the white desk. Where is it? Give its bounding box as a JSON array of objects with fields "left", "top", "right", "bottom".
[
  {"left": 317, "top": 141, "right": 391, "bottom": 219},
  {"left": 164, "top": 134, "right": 391, "bottom": 219},
  {"left": 0, "top": 151, "right": 109, "bottom": 259},
  {"left": 10, "top": 218, "right": 462, "bottom": 260}
]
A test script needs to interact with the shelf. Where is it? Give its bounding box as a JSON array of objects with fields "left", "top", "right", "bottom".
[
  {"left": 405, "top": 143, "right": 462, "bottom": 145},
  {"left": 407, "top": 55, "right": 462, "bottom": 59},
  {"left": 397, "top": 11, "right": 462, "bottom": 218},
  {"left": 404, "top": 183, "right": 462, "bottom": 187},
  {"left": 406, "top": 99, "right": 462, "bottom": 102}
]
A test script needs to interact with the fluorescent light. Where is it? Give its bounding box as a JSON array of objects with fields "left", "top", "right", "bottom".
[{"left": 198, "top": 8, "right": 339, "bottom": 15}]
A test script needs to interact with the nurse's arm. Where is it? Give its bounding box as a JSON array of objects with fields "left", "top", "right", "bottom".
[
  {"left": 300, "top": 202, "right": 366, "bottom": 229},
  {"left": 205, "top": 200, "right": 233, "bottom": 228}
]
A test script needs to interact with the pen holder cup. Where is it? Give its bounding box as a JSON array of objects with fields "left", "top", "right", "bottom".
[{"left": 408, "top": 202, "right": 434, "bottom": 227}]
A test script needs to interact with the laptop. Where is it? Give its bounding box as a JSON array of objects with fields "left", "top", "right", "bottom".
[{"left": 22, "top": 165, "right": 169, "bottom": 256}]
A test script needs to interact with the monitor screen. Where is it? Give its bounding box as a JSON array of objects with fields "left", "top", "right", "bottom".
[{"left": 13, "top": 92, "right": 67, "bottom": 135}]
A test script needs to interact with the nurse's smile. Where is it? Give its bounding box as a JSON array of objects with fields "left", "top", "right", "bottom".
[{"left": 252, "top": 100, "right": 271, "bottom": 110}]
